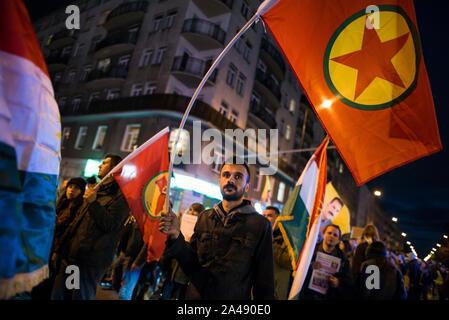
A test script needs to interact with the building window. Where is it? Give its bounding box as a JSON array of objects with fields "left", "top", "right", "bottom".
[
  {"left": 130, "top": 83, "right": 143, "bottom": 96},
  {"left": 219, "top": 101, "right": 229, "bottom": 116},
  {"left": 152, "top": 15, "right": 163, "bottom": 32},
  {"left": 168, "top": 129, "right": 189, "bottom": 155},
  {"left": 236, "top": 73, "right": 246, "bottom": 96},
  {"left": 289, "top": 99, "right": 296, "bottom": 113},
  {"left": 211, "top": 147, "right": 224, "bottom": 173},
  {"left": 92, "top": 125, "right": 108, "bottom": 150},
  {"left": 73, "top": 43, "right": 85, "bottom": 57},
  {"left": 277, "top": 182, "right": 285, "bottom": 202},
  {"left": 257, "top": 59, "right": 266, "bottom": 74},
  {"left": 229, "top": 109, "right": 239, "bottom": 123},
  {"left": 53, "top": 72, "right": 62, "bottom": 83},
  {"left": 80, "top": 65, "right": 92, "bottom": 81},
  {"left": 165, "top": 11, "right": 177, "bottom": 29},
  {"left": 250, "top": 92, "right": 260, "bottom": 109},
  {"left": 74, "top": 126, "right": 88, "bottom": 150},
  {"left": 285, "top": 124, "right": 291, "bottom": 141},
  {"left": 121, "top": 124, "right": 141, "bottom": 152},
  {"left": 58, "top": 96, "right": 67, "bottom": 107},
  {"left": 61, "top": 127, "right": 71, "bottom": 149},
  {"left": 72, "top": 97, "right": 81, "bottom": 110},
  {"left": 234, "top": 29, "right": 242, "bottom": 53},
  {"left": 154, "top": 46, "right": 166, "bottom": 64},
  {"left": 61, "top": 45, "right": 72, "bottom": 57},
  {"left": 139, "top": 48, "right": 153, "bottom": 67},
  {"left": 226, "top": 64, "right": 237, "bottom": 87},
  {"left": 106, "top": 89, "right": 120, "bottom": 100},
  {"left": 243, "top": 41, "right": 252, "bottom": 63},
  {"left": 66, "top": 70, "right": 77, "bottom": 83},
  {"left": 241, "top": 1, "right": 249, "bottom": 19},
  {"left": 144, "top": 82, "right": 157, "bottom": 95},
  {"left": 97, "top": 58, "right": 111, "bottom": 71},
  {"left": 88, "top": 92, "right": 100, "bottom": 106},
  {"left": 118, "top": 54, "right": 131, "bottom": 67}
]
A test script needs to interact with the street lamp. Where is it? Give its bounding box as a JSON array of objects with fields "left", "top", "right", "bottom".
[
  {"left": 392, "top": 217, "right": 398, "bottom": 222},
  {"left": 401, "top": 232, "right": 407, "bottom": 237},
  {"left": 374, "top": 190, "right": 382, "bottom": 197},
  {"left": 406, "top": 241, "right": 411, "bottom": 245},
  {"left": 444, "top": 235, "right": 448, "bottom": 239},
  {"left": 436, "top": 243, "right": 441, "bottom": 247}
]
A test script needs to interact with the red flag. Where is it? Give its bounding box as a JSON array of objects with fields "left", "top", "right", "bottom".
[
  {"left": 113, "top": 127, "right": 170, "bottom": 262},
  {"left": 261, "top": 0, "right": 442, "bottom": 185}
]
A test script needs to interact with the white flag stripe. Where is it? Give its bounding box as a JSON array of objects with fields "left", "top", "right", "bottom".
[
  {"left": 288, "top": 214, "right": 321, "bottom": 299},
  {"left": 0, "top": 50, "right": 60, "bottom": 175},
  {"left": 299, "top": 159, "right": 318, "bottom": 215}
]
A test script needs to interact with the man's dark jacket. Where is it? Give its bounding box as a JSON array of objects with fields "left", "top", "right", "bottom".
[
  {"left": 55, "top": 181, "right": 129, "bottom": 271},
  {"left": 164, "top": 200, "right": 275, "bottom": 300}
]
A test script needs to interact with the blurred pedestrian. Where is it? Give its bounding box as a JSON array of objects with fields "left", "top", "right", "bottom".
[
  {"left": 405, "top": 252, "right": 421, "bottom": 300},
  {"left": 357, "top": 241, "right": 407, "bottom": 300},
  {"left": 264, "top": 206, "right": 293, "bottom": 300},
  {"left": 352, "top": 224, "right": 379, "bottom": 279}
]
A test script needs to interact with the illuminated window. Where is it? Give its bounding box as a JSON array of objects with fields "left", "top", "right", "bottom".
[
  {"left": 168, "top": 129, "right": 190, "bottom": 155},
  {"left": 121, "top": 124, "right": 141, "bottom": 152},
  {"left": 277, "top": 182, "right": 285, "bottom": 202},
  {"left": 92, "top": 126, "right": 108, "bottom": 150},
  {"left": 285, "top": 124, "right": 291, "bottom": 141},
  {"left": 74, "top": 126, "right": 88, "bottom": 150},
  {"left": 61, "top": 127, "right": 71, "bottom": 149}
]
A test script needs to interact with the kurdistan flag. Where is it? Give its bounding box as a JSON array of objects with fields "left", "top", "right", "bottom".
[
  {"left": 262, "top": 0, "right": 441, "bottom": 185},
  {"left": 0, "top": 0, "right": 61, "bottom": 299},
  {"left": 277, "top": 137, "right": 329, "bottom": 300}
]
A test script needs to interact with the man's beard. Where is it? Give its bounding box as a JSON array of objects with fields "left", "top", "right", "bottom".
[{"left": 221, "top": 184, "right": 245, "bottom": 201}]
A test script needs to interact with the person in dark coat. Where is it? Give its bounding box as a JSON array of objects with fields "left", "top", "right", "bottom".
[
  {"left": 352, "top": 224, "right": 380, "bottom": 279},
  {"left": 405, "top": 252, "right": 421, "bottom": 300},
  {"left": 51, "top": 154, "right": 129, "bottom": 300},
  {"left": 357, "top": 241, "right": 407, "bottom": 300},
  {"left": 300, "top": 224, "right": 353, "bottom": 300},
  {"left": 159, "top": 158, "right": 275, "bottom": 300},
  {"left": 264, "top": 206, "right": 292, "bottom": 300},
  {"left": 30, "top": 177, "right": 86, "bottom": 300}
]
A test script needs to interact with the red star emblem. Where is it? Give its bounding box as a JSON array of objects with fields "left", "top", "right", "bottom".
[{"left": 331, "top": 22, "right": 410, "bottom": 100}]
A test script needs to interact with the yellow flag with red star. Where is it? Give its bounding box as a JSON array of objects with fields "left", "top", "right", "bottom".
[{"left": 262, "top": 0, "right": 441, "bottom": 185}]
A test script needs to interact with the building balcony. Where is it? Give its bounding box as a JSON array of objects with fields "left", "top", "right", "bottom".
[
  {"left": 104, "top": 1, "right": 148, "bottom": 31},
  {"left": 254, "top": 69, "right": 282, "bottom": 108},
  {"left": 45, "top": 53, "right": 70, "bottom": 72},
  {"left": 48, "top": 29, "right": 78, "bottom": 49},
  {"left": 192, "top": 0, "right": 233, "bottom": 17},
  {"left": 94, "top": 31, "right": 138, "bottom": 59},
  {"left": 249, "top": 101, "right": 277, "bottom": 129},
  {"left": 181, "top": 18, "right": 226, "bottom": 51},
  {"left": 260, "top": 38, "right": 286, "bottom": 81},
  {"left": 60, "top": 94, "right": 239, "bottom": 133},
  {"left": 85, "top": 65, "right": 128, "bottom": 89},
  {"left": 171, "top": 56, "right": 217, "bottom": 88}
]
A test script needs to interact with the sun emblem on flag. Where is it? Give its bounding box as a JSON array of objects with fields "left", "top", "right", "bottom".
[
  {"left": 142, "top": 171, "right": 168, "bottom": 218},
  {"left": 323, "top": 5, "right": 421, "bottom": 110}
]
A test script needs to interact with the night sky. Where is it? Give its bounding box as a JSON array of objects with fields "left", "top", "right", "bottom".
[{"left": 25, "top": 1, "right": 448, "bottom": 258}]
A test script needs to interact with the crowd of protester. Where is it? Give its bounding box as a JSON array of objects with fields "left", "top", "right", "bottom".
[{"left": 29, "top": 155, "right": 449, "bottom": 300}]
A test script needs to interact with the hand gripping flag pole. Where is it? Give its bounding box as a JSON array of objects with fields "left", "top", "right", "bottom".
[{"left": 164, "top": 0, "right": 280, "bottom": 212}]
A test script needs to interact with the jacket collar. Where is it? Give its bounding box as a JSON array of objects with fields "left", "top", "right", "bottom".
[{"left": 213, "top": 199, "right": 256, "bottom": 225}]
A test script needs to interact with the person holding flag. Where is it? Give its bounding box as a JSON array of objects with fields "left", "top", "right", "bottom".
[
  {"left": 51, "top": 154, "right": 130, "bottom": 300},
  {"left": 159, "top": 157, "right": 275, "bottom": 300}
]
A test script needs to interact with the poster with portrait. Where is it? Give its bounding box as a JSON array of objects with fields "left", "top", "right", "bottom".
[{"left": 320, "top": 182, "right": 351, "bottom": 236}]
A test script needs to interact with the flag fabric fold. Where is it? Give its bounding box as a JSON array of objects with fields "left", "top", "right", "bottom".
[
  {"left": 112, "top": 127, "right": 170, "bottom": 263},
  {"left": 262, "top": 0, "right": 441, "bottom": 185},
  {"left": 276, "top": 137, "right": 329, "bottom": 300},
  {"left": 0, "top": 0, "right": 61, "bottom": 299}
]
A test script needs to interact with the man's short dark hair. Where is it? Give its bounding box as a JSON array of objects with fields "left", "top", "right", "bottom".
[
  {"left": 323, "top": 224, "right": 342, "bottom": 238},
  {"left": 104, "top": 153, "right": 123, "bottom": 168},
  {"left": 219, "top": 156, "right": 250, "bottom": 182},
  {"left": 266, "top": 206, "right": 280, "bottom": 216},
  {"left": 330, "top": 197, "right": 344, "bottom": 207}
]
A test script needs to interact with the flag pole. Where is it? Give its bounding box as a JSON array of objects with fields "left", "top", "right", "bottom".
[
  {"left": 164, "top": 0, "right": 281, "bottom": 212},
  {"left": 94, "top": 126, "right": 170, "bottom": 190}
]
